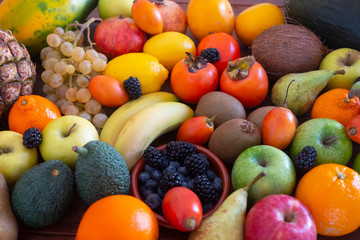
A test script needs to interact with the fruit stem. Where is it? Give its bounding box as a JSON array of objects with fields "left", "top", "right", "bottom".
[
  {"left": 349, "top": 127, "right": 358, "bottom": 136},
  {"left": 206, "top": 115, "right": 216, "bottom": 128},
  {"left": 334, "top": 69, "right": 345, "bottom": 75},
  {"left": 245, "top": 172, "right": 266, "bottom": 191},
  {"left": 323, "top": 137, "right": 337, "bottom": 146},
  {"left": 226, "top": 55, "right": 255, "bottom": 80},
  {"left": 184, "top": 52, "right": 208, "bottom": 73},
  {"left": 282, "top": 79, "right": 295, "bottom": 108},
  {"left": 67, "top": 17, "right": 103, "bottom": 48},
  {"left": 51, "top": 169, "right": 59, "bottom": 176},
  {"left": 72, "top": 145, "right": 89, "bottom": 157},
  {"left": 66, "top": 123, "right": 77, "bottom": 137}
]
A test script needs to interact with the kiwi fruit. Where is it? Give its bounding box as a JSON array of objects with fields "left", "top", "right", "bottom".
[
  {"left": 195, "top": 91, "right": 246, "bottom": 128},
  {"left": 208, "top": 118, "right": 261, "bottom": 166},
  {"left": 247, "top": 106, "right": 276, "bottom": 131}
]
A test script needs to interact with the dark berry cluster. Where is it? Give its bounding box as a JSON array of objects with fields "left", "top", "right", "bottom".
[
  {"left": 138, "top": 141, "right": 223, "bottom": 214},
  {"left": 199, "top": 48, "right": 220, "bottom": 63},
  {"left": 294, "top": 146, "right": 317, "bottom": 175},
  {"left": 123, "top": 76, "right": 142, "bottom": 99},
  {"left": 22, "top": 127, "right": 42, "bottom": 149}
]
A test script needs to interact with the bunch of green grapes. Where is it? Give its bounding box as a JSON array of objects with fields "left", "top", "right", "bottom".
[{"left": 40, "top": 19, "right": 108, "bottom": 130}]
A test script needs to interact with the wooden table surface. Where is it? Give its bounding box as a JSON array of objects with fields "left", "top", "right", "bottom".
[{"left": 1, "top": 0, "right": 360, "bottom": 239}]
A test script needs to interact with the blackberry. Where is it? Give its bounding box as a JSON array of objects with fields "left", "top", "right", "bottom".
[
  {"left": 294, "top": 146, "right": 317, "bottom": 174},
  {"left": 143, "top": 146, "right": 168, "bottom": 170},
  {"left": 184, "top": 153, "right": 207, "bottom": 176},
  {"left": 165, "top": 141, "right": 197, "bottom": 162},
  {"left": 193, "top": 174, "right": 219, "bottom": 203},
  {"left": 159, "top": 172, "right": 183, "bottom": 193},
  {"left": 199, "top": 48, "right": 220, "bottom": 63},
  {"left": 123, "top": 76, "right": 142, "bottom": 99},
  {"left": 22, "top": 127, "right": 42, "bottom": 149}
]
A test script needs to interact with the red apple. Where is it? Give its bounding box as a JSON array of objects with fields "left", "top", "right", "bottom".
[
  {"left": 94, "top": 16, "right": 147, "bottom": 59},
  {"left": 154, "top": 0, "right": 187, "bottom": 33},
  {"left": 245, "top": 194, "right": 317, "bottom": 240}
]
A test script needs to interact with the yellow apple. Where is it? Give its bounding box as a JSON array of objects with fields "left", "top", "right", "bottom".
[
  {"left": 0, "top": 131, "right": 38, "bottom": 189},
  {"left": 319, "top": 48, "right": 360, "bottom": 90}
]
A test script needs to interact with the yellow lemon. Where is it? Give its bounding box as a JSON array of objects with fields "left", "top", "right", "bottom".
[
  {"left": 143, "top": 32, "right": 196, "bottom": 71},
  {"left": 103, "top": 53, "right": 169, "bottom": 95}
]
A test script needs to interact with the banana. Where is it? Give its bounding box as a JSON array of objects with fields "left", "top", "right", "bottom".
[
  {"left": 114, "top": 101, "right": 194, "bottom": 170},
  {"left": 100, "top": 92, "right": 179, "bottom": 146}
]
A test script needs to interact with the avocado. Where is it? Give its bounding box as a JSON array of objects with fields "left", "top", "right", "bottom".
[
  {"left": 11, "top": 160, "right": 74, "bottom": 228},
  {"left": 74, "top": 140, "right": 131, "bottom": 206}
]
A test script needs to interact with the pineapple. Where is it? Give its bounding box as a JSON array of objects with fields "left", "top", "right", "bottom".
[{"left": 0, "top": 29, "right": 36, "bottom": 118}]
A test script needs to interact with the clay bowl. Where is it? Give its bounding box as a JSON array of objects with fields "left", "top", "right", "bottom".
[{"left": 131, "top": 143, "right": 231, "bottom": 229}]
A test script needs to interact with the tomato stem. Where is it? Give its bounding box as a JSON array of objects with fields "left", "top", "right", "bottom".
[
  {"left": 206, "top": 115, "right": 216, "bottom": 128},
  {"left": 183, "top": 217, "right": 197, "bottom": 231}
]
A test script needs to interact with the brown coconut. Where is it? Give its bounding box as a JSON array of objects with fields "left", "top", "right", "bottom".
[{"left": 251, "top": 24, "right": 328, "bottom": 81}]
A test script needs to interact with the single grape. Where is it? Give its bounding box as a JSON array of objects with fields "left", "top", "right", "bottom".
[
  {"left": 60, "top": 100, "right": 74, "bottom": 114},
  {"left": 46, "top": 49, "right": 61, "bottom": 60},
  {"left": 40, "top": 46, "right": 53, "bottom": 61},
  {"left": 79, "top": 111, "right": 92, "bottom": 121},
  {"left": 85, "top": 99, "right": 102, "bottom": 115},
  {"left": 63, "top": 30, "right": 76, "bottom": 42},
  {"left": 56, "top": 98, "right": 66, "bottom": 108},
  {"left": 54, "top": 61, "right": 68, "bottom": 76},
  {"left": 76, "top": 88, "right": 92, "bottom": 103},
  {"left": 55, "top": 85, "right": 69, "bottom": 99},
  {"left": 53, "top": 27, "right": 65, "bottom": 36},
  {"left": 46, "top": 33, "right": 62, "bottom": 48},
  {"left": 79, "top": 60, "right": 92, "bottom": 75},
  {"left": 92, "top": 58, "right": 107, "bottom": 72},
  {"left": 92, "top": 113, "right": 108, "bottom": 128},
  {"left": 64, "top": 105, "right": 80, "bottom": 116},
  {"left": 42, "top": 58, "right": 58, "bottom": 70},
  {"left": 66, "top": 88, "right": 78, "bottom": 102},
  {"left": 76, "top": 75, "right": 90, "bottom": 88},
  {"left": 43, "top": 83, "right": 55, "bottom": 94},
  {"left": 48, "top": 73, "right": 64, "bottom": 88},
  {"left": 85, "top": 49, "right": 99, "bottom": 62},
  {"left": 66, "top": 64, "right": 76, "bottom": 75},
  {"left": 98, "top": 53, "right": 108, "bottom": 62},
  {"left": 60, "top": 42, "right": 74, "bottom": 57},
  {"left": 41, "top": 69, "right": 55, "bottom": 83},
  {"left": 45, "top": 93, "right": 57, "bottom": 103},
  {"left": 72, "top": 46, "right": 85, "bottom": 62}
]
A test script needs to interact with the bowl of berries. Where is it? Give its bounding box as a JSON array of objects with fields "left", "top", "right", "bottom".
[{"left": 131, "top": 140, "right": 230, "bottom": 229}]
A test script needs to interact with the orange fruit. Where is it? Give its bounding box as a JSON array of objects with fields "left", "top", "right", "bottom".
[
  {"left": 295, "top": 163, "right": 360, "bottom": 236},
  {"left": 8, "top": 95, "right": 61, "bottom": 134},
  {"left": 235, "top": 3, "right": 285, "bottom": 47},
  {"left": 311, "top": 88, "right": 360, "bottom": 127},
  {"left": 76, "top": 195, "right": 159, "bottom": 240}
]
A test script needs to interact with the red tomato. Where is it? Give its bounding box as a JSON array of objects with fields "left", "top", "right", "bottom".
[
  {"left": 132, "top": 0, "right": 163, "bottom": 35},
  {"left": 197, "top": 32, "right": 241, "bottom": 75},
  {"left": 176, "top": 116, "right": 215, "bottom": 145},
  {"left": 162, "top": 187, "right": 203, "bottom": 232},
  {"left": 170, "top": 53, "right": 218, "bottom": 104},
  {"left": 261, "top": 107, "right": 296, "bottom": 150},
  {"left": 88, "top": 75, "right": 129, "bottom": 107},
  {"left": 219, "top": 55, "right": 268, "bottom": 109},
  {"left": 346, "top": 114, "right": 360, "bottom": 144}
]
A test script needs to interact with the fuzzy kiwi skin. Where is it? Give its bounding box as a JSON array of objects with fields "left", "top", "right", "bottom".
[
  {"left": 208, "top": 118, "right": 261, "bottom": 166},
  {"left": 195, "top": 91, "right": 246, "bottom": 128},
  {"left": 247, "top": 106, "right": 276, "bottom": 131}
]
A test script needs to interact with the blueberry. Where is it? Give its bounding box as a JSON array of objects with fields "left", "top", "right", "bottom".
[
  {"left": 138, "top": 171, "right": 151, "bottom": 184},
  {"left": 144, "top": 179, "right": 159, "bottom": 191},
  {"left": 169, "top": 161, "right": 181, "bottom": 169},
  {"left": 157, "top": 188, "right": 165, "bottom": 198},
  {"left": 151, "top": 169, "right": 163, "bottom": 181},
  {"left": 212, "top": 177, "right": 223, "bottom": 194},
  {"left": 144, "top": 164, "right": 155, "bottom": 173},
  {"left": 177, "top": 166, "right": 189, "bottom": 176},
  {"left": 144, "top": 193, "right": 162, "bottom": 210},
  {"left": 206, "top": 169, "right": 217, "bottom": 182},
  {"left": 140, "top": 185, "right": 153, "bottom": 198},
  {"left": 162, "top": 165, "right": 177, "bottom": 175}
]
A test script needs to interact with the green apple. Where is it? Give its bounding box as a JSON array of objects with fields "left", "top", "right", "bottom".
[
  {"left": 231, "top": 145, "right": 296, "bottom": 205},
  {"left": 98, "top": 0, "right": 133, "bottom": 19},
  {"left": 39, "top": 115, "right": 99, "bottom": 170},
  {"left": 289, "top": 118, "right": 352, "bottom": 166},
  {"left": 352, "top": 153, "right": 360, "bottom": 174},
  {"left": 0, "top": 131, "right": 38, "bottom": 189},
  {"left": 319, "top": 48, "right": 360, "bottom": 90}
]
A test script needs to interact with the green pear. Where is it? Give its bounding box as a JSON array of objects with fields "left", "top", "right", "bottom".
[
  {"left": 271, "top": 69, "right": 345, "bottom": 116},
  {"left": 188, "top": 172, "right": 265, "bottom": 240}
]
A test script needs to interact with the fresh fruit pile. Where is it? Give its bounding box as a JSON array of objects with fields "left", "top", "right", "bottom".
[{"left": 1, "top": 0, "right": 360, "bottom": 239}]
